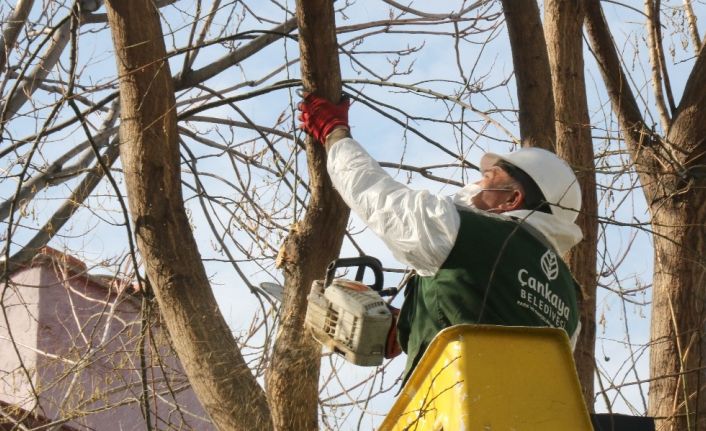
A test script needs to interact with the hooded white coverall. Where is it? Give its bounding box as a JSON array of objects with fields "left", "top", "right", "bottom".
[{"left": 326, "top": 137, "right": 583, "bottom": 276}]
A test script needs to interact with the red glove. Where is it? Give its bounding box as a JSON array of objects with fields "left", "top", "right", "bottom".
[
  {"left": 385, "top": 305, "right": 402, "bottom": 359},
  {"left": 298, "top": 93, "right": 350, "bottom": 143}
]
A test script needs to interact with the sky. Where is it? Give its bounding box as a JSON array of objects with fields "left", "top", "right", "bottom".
[{"left": 2, "top": 0, "right": 705, "bottom": 428}]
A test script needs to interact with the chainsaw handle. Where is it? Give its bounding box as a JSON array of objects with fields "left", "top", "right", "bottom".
[{"left": 324, "top": 256, "right": 384, "bottom": 292}]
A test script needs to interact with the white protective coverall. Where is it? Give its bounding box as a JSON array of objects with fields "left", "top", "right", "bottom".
[{"left": 326, "top": 138, "right": 584, "bottom": 277}]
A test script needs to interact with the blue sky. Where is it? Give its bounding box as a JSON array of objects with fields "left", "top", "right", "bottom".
[{"left": 2, "top": 0, "right": 704, "bottom": 428}]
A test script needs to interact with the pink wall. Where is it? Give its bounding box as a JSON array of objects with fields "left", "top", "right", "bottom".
[
  {"left": 1, "top": 252, "right": 216, "bottom": 430},
  {"left": 0, "top": 267, "right": 40, "bottom": 410}
]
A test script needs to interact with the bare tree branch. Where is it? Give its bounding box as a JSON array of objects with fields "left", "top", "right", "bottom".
[
  {"left": 2, "top": 140, "right": 120, "bottom": 274},
  {"left": 0, "top": 0, "right": 35, "bottom": 75},
  {"left": 683, "top": 0, "right": 702, "bottom": 53},
  {"left": 2, "top": 14, "right": 71, "bottom": 119},
  {"left": 644, "top": 0, "right": 673, "bottom": 131},
  {"left": 500, "top": 0, "right": 555, "bottom": 150},
  {"left": 174, "top": 17, "right": 297, "bottom": 90}
]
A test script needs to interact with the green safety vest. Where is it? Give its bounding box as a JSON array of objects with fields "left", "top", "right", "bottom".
[{"left": 396, "top": 208, "right": 581, "bottom": 383}]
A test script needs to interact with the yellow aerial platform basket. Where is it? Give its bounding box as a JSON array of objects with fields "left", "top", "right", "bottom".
[{"left": 379, "top": 324, "right": 593, "bottom": 431}]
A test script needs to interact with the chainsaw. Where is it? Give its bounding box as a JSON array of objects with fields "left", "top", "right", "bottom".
[{"left": 305, "top": 256, "right": 397, "bottom": 366}]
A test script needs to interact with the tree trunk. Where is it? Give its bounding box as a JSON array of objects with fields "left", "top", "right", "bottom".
[
  {"left": 648, "top": 74, "right": 706, "bottom": 429},
  {"left": 650, "top": 204, "right": 706, "bottom": 430},
  {"left": 501, "top": 0, "right": 556, "bottom": 150},
  {"left": 585, "top": 0, "right": 706, "bottom": 428},
  {"left": 265, "top": 2, "right": 349, "bottom": 430},
  {"left": 104, "top": 1, "right": 273, "bottom": 430},
  {"left": 544, "top": 0, "right": 598, "bottom": 410}
]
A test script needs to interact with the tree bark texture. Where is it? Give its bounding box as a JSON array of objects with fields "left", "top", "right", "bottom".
[
  {"left": 648, "top": 75, "right": 706, "bottom": 429},
  {"left": 104, "top": 1, "right": 273, "bottom": 430},
  {"left": 265, "top": 2, "right": 349, "bottom": 430},
  {"left": 585, "top": 1, "right": 706, "bottom": 428},
  {"left": 649, "top": 194, "right": 706, "bottom": 431},
  {"left": 544, "top": 0, "right": 598, "bottom": 410},
  {"left": 501, "top": 0, "right": 556, "bottom": 151}
]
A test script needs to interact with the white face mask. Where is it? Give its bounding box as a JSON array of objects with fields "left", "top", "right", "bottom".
[{"left": 453, "top": 183, "right": 482, "bottom": 208}]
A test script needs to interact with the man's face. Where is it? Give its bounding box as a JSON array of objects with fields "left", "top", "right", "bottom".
[{"left": 471, "top": 165, "right": 522, "bottom": 213}]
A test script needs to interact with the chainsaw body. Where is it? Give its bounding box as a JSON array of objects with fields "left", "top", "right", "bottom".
[{"left": 305, "top": 257, "right": 392, "bottom": 366}]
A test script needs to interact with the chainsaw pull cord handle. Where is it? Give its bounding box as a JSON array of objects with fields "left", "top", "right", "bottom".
[{"left": 324, "top": 256, "right": 384, "bottom": 292}]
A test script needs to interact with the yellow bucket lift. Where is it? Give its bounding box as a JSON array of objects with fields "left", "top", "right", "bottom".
[{"left": 379, "top": 324, "right": 593, "bottom": 431}]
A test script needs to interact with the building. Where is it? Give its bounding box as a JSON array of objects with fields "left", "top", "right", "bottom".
[{"left": 0, "top": 248, "right": 215, "bottom": 430}]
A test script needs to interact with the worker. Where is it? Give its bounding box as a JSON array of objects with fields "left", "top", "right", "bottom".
[{"left": 298, "top": 93, "right": 583, "bottom": 383}]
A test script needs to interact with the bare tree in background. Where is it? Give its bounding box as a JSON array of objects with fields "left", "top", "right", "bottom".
[
  {"left": 1, "top": 0, "right": 702, "bottom": 429},
  {"left": 585, "top": 1, "right": 706, "bottom": 429},
  {"left": 104, "top": 0, "right": 272, "bottom": 429},
  {"left": 499, "top": 0, "right": 598, "bottom": 407}
]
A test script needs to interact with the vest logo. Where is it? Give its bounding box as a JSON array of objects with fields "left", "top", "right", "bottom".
[{"left": 541, "top": 249, "right": 559, "bottom": 281}]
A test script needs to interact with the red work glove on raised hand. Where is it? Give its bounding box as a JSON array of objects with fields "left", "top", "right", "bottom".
[{"left": 298, "top": 93, "right": 350, "bottom": 144}]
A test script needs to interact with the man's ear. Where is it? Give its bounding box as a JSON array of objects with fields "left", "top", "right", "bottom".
[{"left": 500, "top": 190, "right": 524, "bottom": 211}]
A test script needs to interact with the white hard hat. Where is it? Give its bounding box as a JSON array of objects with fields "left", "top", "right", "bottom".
[{"left": 480, "top": 147, "right": 581, "bottom": 223}]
